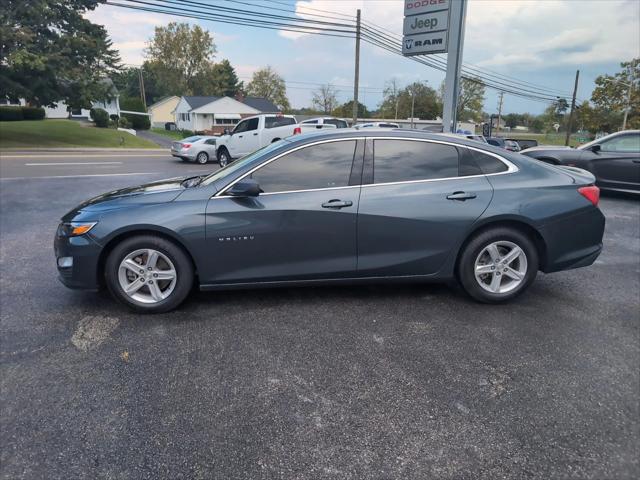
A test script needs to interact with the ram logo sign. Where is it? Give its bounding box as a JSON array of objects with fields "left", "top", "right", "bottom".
[{"left": 402, "top": 31, "right": 448, "bottom": 55}]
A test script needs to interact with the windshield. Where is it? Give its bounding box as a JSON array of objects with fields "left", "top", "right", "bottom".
[{"left": 201, "top": 140, "right": 289, "bottom": 186}]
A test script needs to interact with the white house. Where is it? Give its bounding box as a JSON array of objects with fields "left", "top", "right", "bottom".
[
  {"left": 148, "top": 95, "right": 180, "bottom": 128},
  {"left": 173, "top": 95, "right": 280, "bottom": 134}
]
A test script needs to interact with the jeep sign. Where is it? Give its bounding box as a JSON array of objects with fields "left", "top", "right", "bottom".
[
  {"left": 403, "top": 10, "right": 449, "bottom": 36},
  {"left": 402, "top": 31, "right": 448, "bottom": 55},
  {"left": 403, "top": 0, "right": 450, "bottom": 16}
]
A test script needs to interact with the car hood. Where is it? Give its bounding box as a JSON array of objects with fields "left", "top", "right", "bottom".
[
  {"left": 63, "top": 176, "right": 187, "bottom": 217},
  {"left": 521, "top": 145, "right": 574, "bottom": 154}
]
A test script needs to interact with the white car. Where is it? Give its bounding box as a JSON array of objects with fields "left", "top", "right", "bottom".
[
  {"left": 170, "top": 135, "right": 218, "bottom": 164},
  {"left": 354, "top": 122, "right": 400, "bottom": 129},
  {"left": 299, "top": 117, "right": 349, "bottom": 129},
  {"left": 215, "top": 114, "right": 336, "bottom": 166}
]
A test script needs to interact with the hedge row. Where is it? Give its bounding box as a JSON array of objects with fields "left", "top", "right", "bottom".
[{"left": 0, "top": 106, "right": 46, "bottom": 121}]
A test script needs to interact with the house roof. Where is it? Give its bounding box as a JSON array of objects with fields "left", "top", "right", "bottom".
[
  {"left": 182, "top": 95, "right": 280, "bottom": 113},
  {"left": 242, "top": 96, "right": 280, "bottom": 112},
  {"left": 149, "top": 95, "right": 179, "bottom": 110}
]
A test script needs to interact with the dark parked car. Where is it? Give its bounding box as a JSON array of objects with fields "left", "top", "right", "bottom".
[
  {"left": 486, "top": 137, "right": 521, "bottom": 152},
  {"left": 507, "top": 138, "right": 538, "bottom": 150},
  {"left": 521, "top": 130, "right": 640, "bottom": 193},
  {"left": 55, "top": 130, "right": 605, "bottom": 313}
]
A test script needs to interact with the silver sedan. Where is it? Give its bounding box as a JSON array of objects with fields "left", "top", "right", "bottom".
[{"left": 171, "top": 136, "right": 218, "bottom": 164}]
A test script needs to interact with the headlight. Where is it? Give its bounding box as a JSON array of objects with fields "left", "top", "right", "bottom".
[{"left": 57, "top": 222, "right": 97, "bottom": 237}]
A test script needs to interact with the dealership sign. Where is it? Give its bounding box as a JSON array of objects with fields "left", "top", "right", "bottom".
[{"left": 402, "top": 0, "right": 450, "bottom": 55}]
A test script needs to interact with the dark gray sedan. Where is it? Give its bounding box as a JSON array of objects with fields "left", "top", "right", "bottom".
[
  {"left": 55, "top": 130, "right": 605, "bottom": 313},
  {"left": 521, "top": 130, "right": 640, "bottom": 193}
]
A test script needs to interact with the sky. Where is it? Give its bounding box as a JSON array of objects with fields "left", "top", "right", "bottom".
[{"left": 86, "top": 0, "right": 640, "bottom": 116}]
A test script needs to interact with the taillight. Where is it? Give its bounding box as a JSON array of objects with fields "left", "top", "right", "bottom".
[
  {"left": 578, "top": 185, "right": 600, "bottom": 206},
  {"left": 293, "top": 127, "right": 302, "bottom": 135},
  {"left": 181, "top": 143, "right": 191, "bottom": 149}
]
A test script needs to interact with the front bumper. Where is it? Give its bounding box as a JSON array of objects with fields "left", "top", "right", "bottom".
[{"left": 54, "top": 232, "right": 103, "bottom": 290}]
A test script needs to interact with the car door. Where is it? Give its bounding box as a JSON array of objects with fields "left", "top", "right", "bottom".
[
  {"left": 356, "top": 138, "right": 494, "bottom": 277},
  {"left": 203, "top": 138, "right": 217, "bottom": 157},
  {"left": 228, "top": 118, "right": 259, "bottom": 158},
  {"left": 201, "top": 139, "right": 363, "bottom": 284},
  {"left": 589, "top": 132, "right": 640, "bottom": 191}
]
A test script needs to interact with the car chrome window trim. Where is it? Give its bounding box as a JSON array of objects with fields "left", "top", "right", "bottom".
[
  {"left": 212, "top": 136, "right": 518, "bottom": 198},
  {"left": 213, "top": 137, "right": 362, "bottom": 198}
]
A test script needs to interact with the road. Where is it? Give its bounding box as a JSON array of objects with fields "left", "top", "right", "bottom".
[{"left": 1, "top": 150, "right": 638, "bottom": 479}]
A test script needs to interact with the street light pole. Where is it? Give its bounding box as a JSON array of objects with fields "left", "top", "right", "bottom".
[{"left": 622, "top": 83, "right": 631, "bottom": 130}]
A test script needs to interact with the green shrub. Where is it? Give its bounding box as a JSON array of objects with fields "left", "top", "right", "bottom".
[
  {"left": 0, "top": 107, "right": 24, "bottom": 121},
  {"left": 180, "top": 129, "right": 194, "bottom": 137},
  {"left": 90, "top": 108, "right": 109, "bottom": 128},
  {"left": 118, "top": 116, "right": 131, "bottom": 129},
  {"left": 119, "top": 96, "right": 150, "bottom": 130},
  {"left": 22, "top": 107, "right": 45, "bottom": 120}
]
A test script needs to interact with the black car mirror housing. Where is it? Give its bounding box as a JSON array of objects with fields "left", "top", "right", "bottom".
[
  {"left": 227, "top": 179, "right": 261, "bottom": 197},
  {"left": 590, "top": 144, "right": 601, "bottom": 153}
]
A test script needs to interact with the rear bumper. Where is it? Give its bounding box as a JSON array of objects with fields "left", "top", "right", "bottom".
[
  {"left": 539, "top": 206, "right": 605, "bottom": 273},
  {"left": 171, "top": 150, "right": 196, "bottom": 160},
  {"left": 54, "top": 232, "right": 102, "bottom": 290}
]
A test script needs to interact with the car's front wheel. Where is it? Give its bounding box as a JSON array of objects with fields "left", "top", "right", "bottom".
[
  {"left": 105, "top": 235, "right": 194, "bottom": 313},
  {"left": 217, "top": 148, "right": 230, "bottom": 168},
  {"left": 457, "top": 227, "right": 538, "bottom": 303}
]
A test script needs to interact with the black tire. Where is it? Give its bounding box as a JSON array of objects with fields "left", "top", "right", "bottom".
[
  {"left": 105, "top": 235, "right": 194, "bottom": 313},
  {"left": 180, "top": 157, "right": 189, "bottom": 162},
  {"left": 196, "top": 151, "right": 209, "bottom": 164},
  {"left": 217, "top": 148, "right": 230, "bottom": 168},
  {"left": 457, "top": 227, "right": 538, "bottom": 303}
]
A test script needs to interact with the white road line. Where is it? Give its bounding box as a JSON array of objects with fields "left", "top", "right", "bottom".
[
  {"left": 24, "top": 161, "right": 123, "bottom": 166},
  {"left": 1, "top": 154, "right": 169, "bottom": 158},
  {"left": 0, "top": 172, "right": 161, "bottom": 181}
]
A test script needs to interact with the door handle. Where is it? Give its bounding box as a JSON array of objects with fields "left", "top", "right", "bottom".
[
  {"left": 446, "top": 191, "right": 477, "bottom": 201},
  {"left": 322, "top": 199, "right": 353, "bottom": 209},
  {"left": 253, "top": 132, "right": 258, "bottom": 136},
  {"left": 632, "top": 159, "right": 640, "bottom": 164},
  {"left": 238, "top": 135, "right": 243, "bottom": 138}
]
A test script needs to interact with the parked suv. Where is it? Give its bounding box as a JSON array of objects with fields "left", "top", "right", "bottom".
[{"left": 486, "top": 137, "right": 521, "bottom": 152}]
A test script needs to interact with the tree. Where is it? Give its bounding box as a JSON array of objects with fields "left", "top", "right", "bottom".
[
  {"left": 120, "top": 96, "right": 150, "bottom": 130},
  {"left": 246, "top": 66, "right": 290, "bottom": 111},
  {"left": 0, "top": 0, "right": 120, "bottom": 108},
  {"left": 379, "top": 78, "right": 402, "bottom": 118},
  {"left": 112, "top": 64, "right": 168, "bottom": 106},
  {"left": 206, "top": 60, "right": 242, "bottom": 97},
  {"left": 334, "top": 100, "right": 369, "bottom": 118},
  {"left": 437, "top": 77, "right": 485, "bottom": 122},
  {"left": 311, "top": 84, "right": 339, "bottom": 113},
  {"left": 591, "top": 58, "right": 639, "bottom": 130},
  {"left": 145, "top": 22, "right": 217, "bottom": 95},
  {"left": 396, "top": 82, "right": 441, "bottom": 120}
]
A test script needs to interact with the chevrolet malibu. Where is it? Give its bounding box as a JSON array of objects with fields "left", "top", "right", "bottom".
[{"left": 55, "top": 130, "right": 605, "bottom": 313}]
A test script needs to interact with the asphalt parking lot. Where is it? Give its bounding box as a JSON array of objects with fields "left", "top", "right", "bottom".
[{"left": 1, "top": 150, "right": 638, "bottom": 479}]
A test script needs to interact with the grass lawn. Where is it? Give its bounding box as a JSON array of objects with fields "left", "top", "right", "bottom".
[
  {"left": 0, "top": 120, "right": 159, "bottom": 149},
  {"left": 150, "top": 127, "right": 194, "bottom": 141},
  {"left": 494, "top": 132, "right": 587, "bottom": 148}
]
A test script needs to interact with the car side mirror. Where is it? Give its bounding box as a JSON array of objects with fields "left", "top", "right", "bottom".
[
  {"left": 590, "top": 144, "right": 601, "bottom": 153},
  {"left": 227, "top": 179, "right": 261, "bottom": 197},
  {"left": 223, "top": 128, "right": 230, "bottom": 135}
]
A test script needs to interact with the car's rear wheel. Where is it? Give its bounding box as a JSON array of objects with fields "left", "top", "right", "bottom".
[
  {"left": 105, "top": 235, "right": 194, "bottom": 313},
  {"left": 457, "top": 227, "right": 538, "bottom": 303},
  {"left": 196, "top": 151, "right": 209, "bottom": 164},
  {"left": 180, "top": 157, "right": 189, "bottom": 162},
  {"left": 217, "top": 148, "right": 230, "bottom": 168}
]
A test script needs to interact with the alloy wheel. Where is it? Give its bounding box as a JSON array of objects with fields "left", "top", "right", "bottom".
[
  {"left": 474, "top": 241, "right": 528, "bottom": 294},
  {"left": 219, "top": 152, "right": 229, "bottom": 168},
  {"left": 197, "top": 152, "right": 208, "bottom": 164},
  {"left": 117, "top": 249, "right": 177, "bottom": 304}
]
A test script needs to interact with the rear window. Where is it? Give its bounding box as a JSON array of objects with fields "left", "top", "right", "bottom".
[
  {"left": 373, "top": 140, "right": 459, "bottom": 184},
  {"left": 471, "top": 150, "right": 509, "bottom": 174},
  {"left": 325, "top": 119, "right": 348, "bottom": 128},
  {"left": 265, "top": 116, "right": 296, "bottom": 129},
  {"left": 182, "top": 136, "right": 201, "bottom": 142},
  {"left": 378, "top": 123, "right": 399, "bottom": 128}
]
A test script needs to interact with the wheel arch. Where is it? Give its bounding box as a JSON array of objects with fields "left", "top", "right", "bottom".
[
  {"left": 454, "top": 218, "right": 548, "bottom": 275},
  {"left": 271, "top": 138, "right": 281, "bottom": 143},
  {"left": 97, "top": 226, "right": 198, "bottom": 287}
]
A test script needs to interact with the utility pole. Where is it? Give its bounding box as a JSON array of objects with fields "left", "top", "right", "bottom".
[
  {"left": 138, "top": 68, "right": 146, "bottom": 109},
  {"left": 622, "top": 81, "right": 631, "bottom": 130},
  {"left": 410, "top": 88, "right": 415, "bottom": 129},
  {"left": 496, "top": 91, "right": 504, "bottom": 136},
  {"left": 441, "top": 0, "right": 468, "bottom": 132},
  {"left": 565, "top": 70, "right": 580, "bottom": 146},
  {"left": 352, "top": 9, "right": 361, "bottom": 125}
]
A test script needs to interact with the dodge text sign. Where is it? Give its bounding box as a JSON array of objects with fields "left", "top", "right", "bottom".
[
  {"left": 403, "top": 0, "right": 450, "bottom": 16},
  {"left": 402, "top": 31, "right": 448, "bottom": 55},
  {"left": 403, "top": 10, "right": 449, "bottom": 36}
]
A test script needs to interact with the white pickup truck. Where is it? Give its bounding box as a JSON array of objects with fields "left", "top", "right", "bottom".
[{"left": 215, "top": 114, "right": 335, "bottom": 166}]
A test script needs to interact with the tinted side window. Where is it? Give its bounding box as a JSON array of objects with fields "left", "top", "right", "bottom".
[
  {"left": 233, "top": 120, "right": 248, "bottom": 134},
  {"left": 373, "top": 140, "right": 459, "bottom": 183},
  {"left": 303, "top": 119, "right": 318, "bottom": 124},
  {"left": 471, "top": 150, "right": 508, "bottom": 174},
  {"left": 265, "top": 116, "right": 296, "bottom": 128},
  {"left": 245, "top": 118, "right": 259, "bottom": 131},
  {"left": 601, "top": 134, "right": 640, "bottom": 153},
  {"left": 252, "top": 141, "right": 356, "bottom": 193}
]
